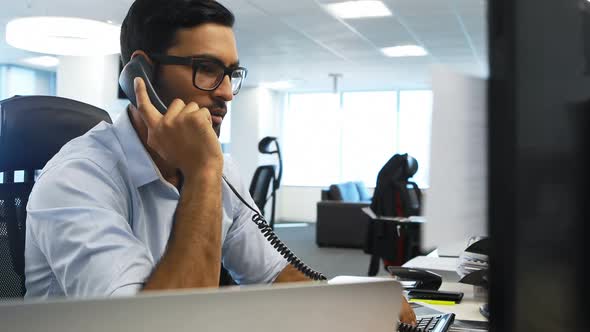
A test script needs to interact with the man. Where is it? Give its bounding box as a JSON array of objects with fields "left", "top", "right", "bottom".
[{"left": 24, "top": 0, "right": 415, "bottom": 324}]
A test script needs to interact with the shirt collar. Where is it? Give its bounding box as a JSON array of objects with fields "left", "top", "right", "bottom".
[{"left": 113, "top": 107, "right": 160, "bottom": 188}]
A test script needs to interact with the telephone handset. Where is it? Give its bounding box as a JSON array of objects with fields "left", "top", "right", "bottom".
[
  {"left": 118, "top": 55, "right": 327, "bottom": 281},
  {"left": 119, "top": 55, "right": 167, "bottom": 114}
]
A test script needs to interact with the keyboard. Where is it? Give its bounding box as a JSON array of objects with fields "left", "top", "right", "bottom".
[{"left": 398, "top": 313, "right": 455, "bottom": 332}]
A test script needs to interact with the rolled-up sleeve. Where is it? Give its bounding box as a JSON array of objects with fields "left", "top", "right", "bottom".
[
  {"left": 26, "top": 159, "right": 154, "bottom": 298},
  {"left": 220, "top": 160, "right": 288, "bottom": 285}
]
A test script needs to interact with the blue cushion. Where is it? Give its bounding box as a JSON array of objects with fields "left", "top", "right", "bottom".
[
  {"left": 355, "top": 181, "right": 372, "bottom": 202},
  {"left": 337, "top": 182, "right": 360, "bottom": 202}
]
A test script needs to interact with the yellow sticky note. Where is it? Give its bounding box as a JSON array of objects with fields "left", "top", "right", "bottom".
[{"left": 409, "top": 299, "right": 456, "bottom": 306}]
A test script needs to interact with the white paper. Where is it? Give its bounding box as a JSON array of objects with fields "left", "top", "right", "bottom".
[
  {"left": 423, "top": 66, "right": 488, "bottom": 250},
  {"left": 328, "top": 276, "right": 392, "bottom": 285},
  {"left": 328, "top": 276, "right": 417, "bottom": 289},
  {"left": 402, "top": 256, "right": 460, "bottom": 272},
  {"left": 403, "top": 256, "right": 461, "bottom": 282},
  {"left": 361, "top": 207, "right": 426, "bottom": 223}
]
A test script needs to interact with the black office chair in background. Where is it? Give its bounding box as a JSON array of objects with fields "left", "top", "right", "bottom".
[
  {"left": 371, "top": 154, "right": 422, "bottom": 217},
  {"left": 0, "top": 95, "right": 112, "bottom": 298},
  {"left": 249, "top": 136, "right": 283, "bottom": 229},
  {"left": 364, "top": 153, "right": 424, "bottom": 276},
  {"left": 249, "top": 165, "right": 276, "bottom": 208}
]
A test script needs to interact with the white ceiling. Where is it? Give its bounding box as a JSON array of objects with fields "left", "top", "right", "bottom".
[{"left": 0, "top": 0, "right": 487, "bottom": 92}]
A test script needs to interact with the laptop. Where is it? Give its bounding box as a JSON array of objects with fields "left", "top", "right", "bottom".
[{"left": 0, "top": 279, "right": 402, "bottom": 332}]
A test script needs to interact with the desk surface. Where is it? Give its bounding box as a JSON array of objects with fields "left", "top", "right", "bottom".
[{"left": 415, "top": 282, "right": 487, "bottom": 322}]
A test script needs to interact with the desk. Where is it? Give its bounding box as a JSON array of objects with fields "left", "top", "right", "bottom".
[
  {"left": 421, "top": 282, "right": 487, "bottom": 322},
  {"left": 403, "top": 253, "right": 487, "bottom": 322}
]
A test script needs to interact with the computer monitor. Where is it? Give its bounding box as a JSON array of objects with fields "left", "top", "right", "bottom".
[
  {"left": 0, "top": 280, "right": 402, "bottom": 332},
  {"left": 488, "top": 0, "right": 589, "bottom": 330}
]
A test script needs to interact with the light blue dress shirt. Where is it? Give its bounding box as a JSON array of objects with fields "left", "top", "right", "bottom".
[{"left": 24, "top": 110, "right": 288, "bottom": 298}]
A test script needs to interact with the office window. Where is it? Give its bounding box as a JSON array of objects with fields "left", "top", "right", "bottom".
[
  {"left": 282, "top": 93, "right": 341, "bottom": 186},
  {"left": 341, "top": 91, "right": 397, "bottom": 187},
  {"left": 0, "top": 65, "right": 56, "bottom": 100},
  {"left": 5, "top": 66, "right": 35, "bottom": 98},
  {"left": 283, "top": 90, "right": 432, "bottom": 187}
]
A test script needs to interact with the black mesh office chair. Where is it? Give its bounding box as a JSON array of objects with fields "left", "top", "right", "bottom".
[
  {"left": 249, "top": 165, "right": 276, "bottom": 213},
  {"left": 0, "top": 95, "right": 112, "bottom": 298},
  {"left": 248, "top": 137, "right": 282, "bottom": 229},
  {"left": 364, "top": 154, "right": 423, "bottom": 276}
]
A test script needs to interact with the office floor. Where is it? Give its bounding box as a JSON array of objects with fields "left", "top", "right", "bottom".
[{"left": 273, "top": 223, "right": 390, "bottom": 279}]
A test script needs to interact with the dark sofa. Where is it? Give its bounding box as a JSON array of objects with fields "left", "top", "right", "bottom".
[{"left": 316, "top": 181, "right": 372, "bottom": 248}]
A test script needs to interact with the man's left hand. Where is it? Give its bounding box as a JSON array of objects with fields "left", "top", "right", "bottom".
[{"left": 400, "top": 296, "right": 417, "bottom": 325}]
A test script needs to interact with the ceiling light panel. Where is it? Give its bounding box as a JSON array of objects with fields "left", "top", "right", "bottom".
[
  {"left": 381, "top": 45, "right": 428, "bottom": 57},
  {"left": 6, "top": 17, "right": 121, "bottom": 56},
  {"left": 324, "top": 1, "right": 393, "bottom": 19}
]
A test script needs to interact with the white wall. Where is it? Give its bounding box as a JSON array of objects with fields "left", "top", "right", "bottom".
[
  {"left": 57, "top": 54, "right": 127, "bottom": 120},
  {"left": 275, "top": 186, "right": 376, "bottom": 223},
  {"left": 229, "top": 87, "right": 286, "bottom": 180},
  {"left": 276, "top": 186, "right": 323, "bottom": 222},
  {"left": 229, "top": 87, "right": 262, "bottom": 183},
  {"left": 258, "top": 90, "right": 286, "bottom": 167}
]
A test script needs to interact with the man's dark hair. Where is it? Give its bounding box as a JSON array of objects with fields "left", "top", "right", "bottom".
[{"left": 120, "top": 0, "right": 235, "bottom": 65}]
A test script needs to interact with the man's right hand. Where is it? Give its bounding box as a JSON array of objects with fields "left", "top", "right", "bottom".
[
  {"left": 135, "top": 77, "right": 224, "bottom": 290},
  {"left": 133, "top": 77, "right": 223, "bottom": 178}
]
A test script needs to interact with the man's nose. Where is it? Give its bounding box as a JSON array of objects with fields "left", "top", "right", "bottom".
[{"left": 213, "top": 75, "right": 234, "bottom": 102}]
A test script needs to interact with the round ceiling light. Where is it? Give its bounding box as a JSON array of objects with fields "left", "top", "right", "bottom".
[{"left": 6, "top": 17, "right": 121, "bottom": 56}]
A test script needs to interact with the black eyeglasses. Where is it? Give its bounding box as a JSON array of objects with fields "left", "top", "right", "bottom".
[{"left": 150, "top": 54, "right": 248, "bottom": 95}]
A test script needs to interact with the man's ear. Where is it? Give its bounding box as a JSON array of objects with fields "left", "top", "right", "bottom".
[
  {"left": 129, "top": 50, "right": 168, "bottom": 107},
  {"left": 130, "top": 50, "right": 153, "bottom": 65}
]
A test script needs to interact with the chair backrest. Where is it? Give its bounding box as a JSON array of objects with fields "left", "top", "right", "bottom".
[
  {"left": 402, "top": 183, "right": 422, "bottom": 216},
  {"left": 0, "top": 95, "right": 112, "bottom": 298},
  {"left": 248, "top": 165, "right": 276, "bottom": 214},
  {"left": 370, "top": 154, "right": 422, "bottom": 217},
  {"left": 364, "top": 154, "right": 423, "bottom": 267}
]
